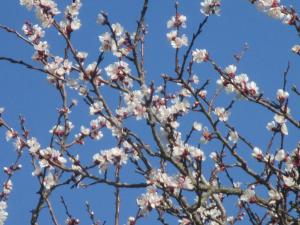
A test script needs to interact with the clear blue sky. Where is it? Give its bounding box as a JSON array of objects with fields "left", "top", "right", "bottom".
[{"left": 0, "top": 1, "right": 300, "bottom": 224}]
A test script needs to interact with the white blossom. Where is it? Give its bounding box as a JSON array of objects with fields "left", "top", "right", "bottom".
[
  {"left": 99, "top": 32, "right": 114, "bottom": 52},
  {"left": 209, "top": 152, "right": 218, "bottom": 161},
  {"left": 255, "top": 0, "right": 274, "bottom": 10},
  {"left": 22, "top": 23, "right": 44, "bottom": 43},
  {"left": 275, "top": 149, "right": 286, "bottom": 161},
  {"left": 240, "top": 188, "right": 255, "bottom": 202},
  {"left": 268, "top": 189, "right": 282, "bottom": 201},
  {"left": 276, "top": 89, "right": 289, "bottom": 102},
  {"left": 200, "top": 127, "right": 212, "bottom": 144},
  {"left": 274, "top": 114, "right": 286, "bottom": 124},
  {"left": 70, "top": 154, "right": 82, "bottom": 172},
  {"left": 65, "top": 0, "right": 81, "bottom": 16},
  {"left": 282, "top": 175, "right": 295, "bottom": 187},
  {"left": 198, "top": 89, "right": 207, "bottom": 98},
  {"left": 200, "top": 0, "right": 221, "bottom": 16},
  {"left": 70, "top": 18, "right": 81, "bottom": 30},
  {"left": 214, "top": 107, "right": 230, "bottom": 122},
  {"left": 97, "top": 13, "right": 106, "bottom": 25},
  {"left": 193, "top": 122, "right": 202, "bottom": 131},
  {"left": 266, "top": 120, "right": 276, "bottom": 132},
  {"left": 166, "top": 30, "right": 188, "bottom": 48},
  {"left": 270, "top": 114, "right": 288, "bottom": 135},
  {"left": 20, "top": 0, "right": 34, "bottom": 9},
  {"left": 167, "top": 14, "right": 187, "bottom": 29},
  {"left": 27, "top": 137, "right": 41, "bottom": 155},
  {"left": 252, "top": 147, "right": 263, "bottom": 160},
  {"left": 105, "top": 61, "right": 131, "bottom": 81},
  {"left": 229, "top": 130, "right": 239, "bottom": 143},
  {"left": 112, "top": 23, "right": 124, "bottom": 36},
  {"left": 49, "top": 121, "right": 74, "bottom": 136},
  {"left": 76, "top": 51, "right": 88, "bottom": 60},
  {"left": 39, "top": 147, "right": 67, "bottom": 168},
  {"left": 292, "top": 44, "right": 300, "bottom": 54},
  {"left": 93, "top": 147, "right": 128, "bottom": 173},
  {"left": 267, "top": 7, "right": 284, "bottom": 20},
  {"left": 280, "top": 122, "right": 288, "bottom": 135},
  {"left": 3, "top": 180, "right": 13, "bottom": 195},
  {"left": 190, "top": 75, "right": 199, "bottom": 84},
  {"left": 5, "top": 129, "right": 17, "bottom": 141},
  {"left": 224, "top": 64, "right": 237, "bottom": 76},
  {"left": 227, "top": 217, "right": 234, "bottom": 223},
  {"left": 80, "top": 126, "right": 90, "bottom": 136},
  {"left": 0, "top": 201, "right": 8, "bottom": 225},
  {"left": 33, "top": 0, "right": 60, "bottom": 27},
  {"left": 33, "top": 41, "right": 49, "bottom": 59},
  {"left": 192, "top": 49, "right": 208, "bottom": 63},
  {"left": 14, "top": 137, "right": 24, "bottom": 151},
  {"left": 190, "top": 147, "right": 205, "bottom": 161},
  {"left": 137, "top": 186, "right": 162, "bottom": 214},
  {"left": 43, "top": 172, "right": 57, "bottom": 189},
  {"left": 89, "top": 101, "right": 103, "bottom": 115},
  {"left": 127, "top": 217, "right": 136, "bottom": 225},
  {"left": 246, "top": 81, "right": 260, "bottom": 96}
]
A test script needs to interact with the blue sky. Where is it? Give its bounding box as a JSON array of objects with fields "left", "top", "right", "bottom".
[{"left": 1, "top": 0, "right": 300, "bottom": 224}]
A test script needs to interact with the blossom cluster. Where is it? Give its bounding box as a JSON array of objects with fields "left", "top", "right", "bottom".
[
  {"left": 98, "top": 22, "right": 131, "bottom": 57},
  {"left": 20, "top": 0, "right": 60, "bottom": 27},
  {"left": 266, "top": 113, "right": 288, "bottom": 136},
  {"left": 22, "top": 22, "right": 44, "bottom": 44},
  {"left": 217, "top": 65, "right": 260, "bottom": 97},
  {"left": 136, "top": 186, "right": 163, "bottom": 215},
  {"left": 77, "top": 116, "right": 106, "bottom": 141},
  {"left": 147, "top": 169, "right": 193, "bottom": 196},
  {"left": 59, "top": 0, "right": 82, "bottom": 33},
  {"left": 117, "top": 90, "right": 147, "bottom": 120},
  {"left": 93, "top": 147, "right": 128, "bottom": 172},
  {"left": 251, "top": 146, "right": 300, "bottom": 189},
  {"left": 44, "top": 56, "right": 73, "bottom": 82},
  {"left": 49, "top": 121, "right": 74, "bottom": 136},
  {"left": 255, "top": 0, "right": 295, "bottom": 24},
  {"left": 105, "top": 61, "right": 133, "bottom": 86},
  {"left": 166, "top": 11, "right": 188, "bottom": 49}
]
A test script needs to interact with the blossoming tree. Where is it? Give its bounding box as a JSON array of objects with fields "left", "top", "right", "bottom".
[{"left": 0, "top": 0, "right": 300, "bottom": 224}]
